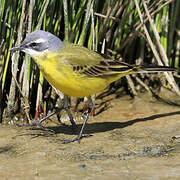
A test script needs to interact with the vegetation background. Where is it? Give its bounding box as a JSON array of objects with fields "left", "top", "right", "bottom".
[{"left": 0, "top": 0, "right": 180, "bottom": 124}]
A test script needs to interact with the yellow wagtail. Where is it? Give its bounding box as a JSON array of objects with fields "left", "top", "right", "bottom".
[{"left": 11, "top": 30, "right": 179, "bottom": 143}]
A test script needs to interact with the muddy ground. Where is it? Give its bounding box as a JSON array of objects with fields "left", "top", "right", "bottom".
[{"left": 0, "top": 90, "right": 180, "bottom": 180}]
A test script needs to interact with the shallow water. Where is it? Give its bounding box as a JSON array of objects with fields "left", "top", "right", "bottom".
[{"left": 0, "top": 91, "right": 180, "bottom": 179}]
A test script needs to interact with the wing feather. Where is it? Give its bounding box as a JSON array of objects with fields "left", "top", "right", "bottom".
[{"left": 58, "top": 43, "right": 137, "bottom": 77}]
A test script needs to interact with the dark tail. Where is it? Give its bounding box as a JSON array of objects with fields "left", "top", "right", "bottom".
[{"left": 138, "top": 65, "right": 179, "bottom": 73}]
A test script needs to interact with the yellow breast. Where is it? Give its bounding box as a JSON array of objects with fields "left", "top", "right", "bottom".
[{"left": 34, "top": 53, "right": 112, "bottom": 98}]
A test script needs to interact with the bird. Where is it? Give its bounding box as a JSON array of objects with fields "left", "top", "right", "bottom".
[{"left": 10, "top": 30, "right": 179, "bottom": 143}]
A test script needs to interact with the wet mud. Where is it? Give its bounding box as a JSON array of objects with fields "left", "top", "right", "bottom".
[{"left": 0, "top": 91, "right": 180, "bottom": 179}]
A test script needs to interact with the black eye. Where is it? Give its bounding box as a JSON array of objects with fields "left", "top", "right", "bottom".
[{"left": 29, "top": 42, "right": 37, "bottom": 48}]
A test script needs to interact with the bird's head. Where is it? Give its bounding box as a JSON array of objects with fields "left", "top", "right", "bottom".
[{"left": 10, "top": 30, "right": 64, "bottom": 58}]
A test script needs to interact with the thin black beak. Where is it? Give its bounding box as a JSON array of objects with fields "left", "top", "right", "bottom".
[{"left": 10, "top": 45, "right": 22, "bottom": 53}]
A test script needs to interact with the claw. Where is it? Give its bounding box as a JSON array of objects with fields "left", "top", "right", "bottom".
[
  {"left": 15, "top": 103, "right": 78, "bottom": 133},
  {"left": 16, "top": 121, "right": 55, "bottom": 133},
  {"left": 62, "top": 134, "right": 93, "bottom": 144},
  {"left": 16, "top": 120, "right": 43, "bottom": 127},
  {"left": 15, "top": 96, "right": 94, "bottom": 144},
  {"left": 61, "top": 97, "right": 94, "bottom": 144}
]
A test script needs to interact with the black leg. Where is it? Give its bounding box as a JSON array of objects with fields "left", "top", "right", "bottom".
[
  {"left": 64, "top": 107, "right": 78, "bottom": 132},
  {"left": 16, "top": 95, "right": 77, "bottom": 132},
  {"left": 74, "top": 98, "right": 84, "bottom": 112},
  {"left": 63, "top": 95, "right": 78, "bottom": 131},
  {"left": 63, "top": 97, "right": 94, "bottom": 144},
  {"left": 16, "top": 107, "right": 64, "bottom": 132}
]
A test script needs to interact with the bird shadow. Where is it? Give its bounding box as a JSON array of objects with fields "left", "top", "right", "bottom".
[{"left": 24, "top": 110, "right": 180, "bottom": 137}]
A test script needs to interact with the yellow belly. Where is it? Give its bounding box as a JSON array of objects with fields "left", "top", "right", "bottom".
[{"left": 36, "top": 57, "right": 113, "bottom": 98}]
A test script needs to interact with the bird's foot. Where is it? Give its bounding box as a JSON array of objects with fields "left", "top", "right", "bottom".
[
  {"left": 15, "top": 105, "right": 78, "bottom": 133},
  {"left": 62, "top": 134, "right": 93, "bottom": 144},
  {"left": 16, "top": 120, "right": 55, "bottom": 133}
]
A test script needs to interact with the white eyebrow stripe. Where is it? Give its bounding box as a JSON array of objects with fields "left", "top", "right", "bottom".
[{"left": 33, "top": 38, "right": 47, "bottom": 43}]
